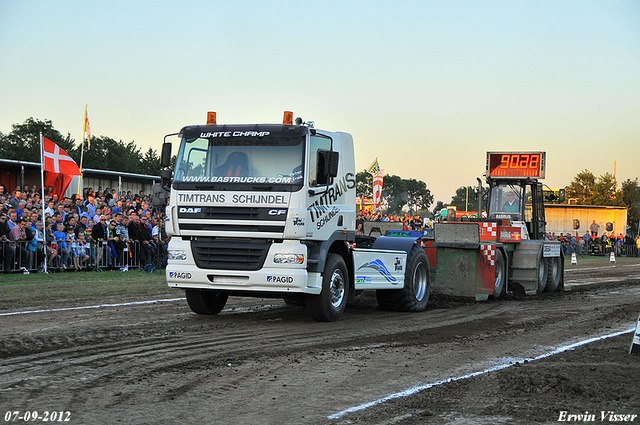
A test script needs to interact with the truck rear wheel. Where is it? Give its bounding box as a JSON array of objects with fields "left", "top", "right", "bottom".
[
  {"left": 492, "top": 249, "right": 506, "bottom": 298},
  {"left": 185, "top": 289, "right": 228, "bottom": 315},
  {"left": 536, "top": 259, "right": 548, "bottom": 294},
  {"left": 306, "top": 254, "right": 349, "bottom": 322},
  {"left": 545, "top": 257, "right": 562, "bottom": 292},
  {"left": 377, "top": 246, "right": 430, "bottom": 312}
]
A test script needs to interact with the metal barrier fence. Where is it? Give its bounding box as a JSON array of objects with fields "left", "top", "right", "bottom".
[
  {"left": 0, "top": 240, "right": 155, "bottom": 273},
  {"left": 2, "top": 237, "right": 634, "bottom": 274},
  {"left": 572, "top": 241, "right": 639, "bottom": 257}
]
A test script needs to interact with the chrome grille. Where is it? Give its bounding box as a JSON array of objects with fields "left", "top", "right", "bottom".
[{"left": 191, "top": 238, "right": 271, "bottom": 271}]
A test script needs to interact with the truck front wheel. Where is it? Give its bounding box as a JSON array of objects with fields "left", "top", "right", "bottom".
[
  {"left": 545, "top": 257, "right": 562, "bottom": 292},
  {"left": 377, "top": 246, "right": 430, "bottom": 312},
  {"left": 306, "top": 254, "right": 349, "bottom": 322},
  {"left": 185, "top": 289, "right": 228, "bottom": 315}
]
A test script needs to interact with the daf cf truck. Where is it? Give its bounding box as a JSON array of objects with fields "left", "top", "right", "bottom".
[{"left": 159, "top": 112, "right": 430, "bottom": 321}]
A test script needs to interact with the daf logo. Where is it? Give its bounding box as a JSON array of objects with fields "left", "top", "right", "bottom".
[
  {"left": 268, "top": 209, "right": 287, "bottom": 216},
  {"left": 179, "top": 207, "right": 202, "bottom": 214}
]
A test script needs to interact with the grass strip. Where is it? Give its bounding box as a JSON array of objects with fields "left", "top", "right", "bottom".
[
  {"left": 1, "top": 256, "right": 638, "bottom": 312},
  {"left": 0, "top": 270, "right": 177, "bottom": 311}
]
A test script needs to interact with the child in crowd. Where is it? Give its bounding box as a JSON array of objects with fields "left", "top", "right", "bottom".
[
  {"left": 53, "top": 223, "right": 70, "bottom": 268},
  {"left": 45, "top": 222, "right": 59, "bottom": 267},
  {"left": 72, "top": 231, "right": 90, "bottom": 270},
  {"left": 66, "top": 226, "right": 76, "bottom": 269}
]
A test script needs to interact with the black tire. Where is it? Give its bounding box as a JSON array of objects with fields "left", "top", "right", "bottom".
[
  {"left": 536, "top": 258, "right": 548, "bottom": 294},
  {"left": 545, "top": 257, "right": 562, "bottom": 292},
  {"left": 377, "top": 246, "right": 430, "bottom": 312},
  {"left": 492, "top": 249, "right": 506, "bottom": 298},
  {"left": 185, "top": 289, "right": 228, "bottom": 315},
  {"left": 306, "top": 254, "right": 349, "bottom": 322},
  {"left": 283, "top": 295, "right": 306, "bottom": 306}
]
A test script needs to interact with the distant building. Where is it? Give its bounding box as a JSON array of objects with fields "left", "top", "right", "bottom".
[
  {"left": 545, "top": 204, "right": 628, "bottom": 236},
  {"left": 0, "top": 158, "right": 159, "bottom": 197}
]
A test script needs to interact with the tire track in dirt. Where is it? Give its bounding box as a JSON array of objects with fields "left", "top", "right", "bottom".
[
  {"left": 0, "top": 298, "right": 517, "bottom": 418},
  {"left": 1, "top": 270, "right": 639, "bottom": 424}
]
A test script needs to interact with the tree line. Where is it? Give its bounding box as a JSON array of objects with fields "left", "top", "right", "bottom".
[
  {"left": 355, "top": 171, "right": 434, "bottom": 216},
  {"left": 4, "top": 118, "right": 636, "bottom": 231},
  {"left": 0, "top": 118, "right": 160, "bottom": 176}
]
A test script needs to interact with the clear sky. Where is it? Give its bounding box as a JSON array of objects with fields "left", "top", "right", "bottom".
[{"left": 1, "top": 0, "right": 639, "bottom": 203}]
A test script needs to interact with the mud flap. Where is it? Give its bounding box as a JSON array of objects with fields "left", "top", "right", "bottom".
[{"left": 432, "top": 247, "right": 494, "bottom": 300}]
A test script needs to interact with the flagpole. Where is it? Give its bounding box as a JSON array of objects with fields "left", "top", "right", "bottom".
[
  {"left": 77, "top": 104, "right": 87, "bottom": 195},
  {"left": 40, "top": 132, "right": 47, "bottom": 274}
]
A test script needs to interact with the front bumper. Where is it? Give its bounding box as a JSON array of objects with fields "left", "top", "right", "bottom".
[{"left": 166, "top": 238, "right": 322, "bottom": 295}]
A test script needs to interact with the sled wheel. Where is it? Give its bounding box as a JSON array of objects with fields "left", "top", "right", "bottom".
[{"left": 536, "top": 258, "right": 548, "bottom": 294}]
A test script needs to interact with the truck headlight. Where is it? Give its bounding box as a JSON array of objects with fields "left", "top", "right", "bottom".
[
  {"left": 168, "top": 250, "right": 187, "bottom": 261},
  {"left": 274, "top": 253, "right": 304, "bottom": 264}
]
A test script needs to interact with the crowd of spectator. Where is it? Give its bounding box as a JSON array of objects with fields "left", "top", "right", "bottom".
[
  {"left": 355, "top": 212, "right": 433, "bottom": 235},
  {"left": 4, "top": 185, "right": 640, "bottom": 273},
  {"left": 549, "top": 230, "right": 640, "bottom": 257},
  {"left": 0, "top": 184, "right": 168, "bottom": 274},
  {"left": 355, "top": 208, "right": 640, "bottom": 258}
]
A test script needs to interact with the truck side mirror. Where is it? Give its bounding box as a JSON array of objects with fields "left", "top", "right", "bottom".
[
  {"left": 326, "top": 151, "right": 339, "bottom": 178},
  {"left": 161, "top": 142, "right": 172, "bottom": 168},
  {"left": 152, "top": 183, "right": 167, "bottom": 207},
  {"left": 558, "top": 189, "right": 565, "bottom": 203}
]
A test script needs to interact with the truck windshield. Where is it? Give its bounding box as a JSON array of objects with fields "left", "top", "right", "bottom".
[
  {"left": 173, "top": 133, "right": 305, "bottom": 189},
  {"left": 488, "top": 184, "right": 523, "bottom": 219}
]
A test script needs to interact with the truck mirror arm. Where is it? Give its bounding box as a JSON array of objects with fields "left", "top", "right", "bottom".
[{"left": 160, "top": 134, "right": 178, "bottom": 192}]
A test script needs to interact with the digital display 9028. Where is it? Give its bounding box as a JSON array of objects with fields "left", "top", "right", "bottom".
[{"left": 487, "top": 152, "right": 545, "bottom": 179}]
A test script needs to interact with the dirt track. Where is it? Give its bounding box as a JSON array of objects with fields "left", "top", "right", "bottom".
[{"left": 1, "top": 264, "right": 639, "bottom": 424}]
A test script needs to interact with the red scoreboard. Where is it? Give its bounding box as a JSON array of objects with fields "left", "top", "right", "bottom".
[{"left": 486, "top": 152, "right": 546, "bottom": 179}]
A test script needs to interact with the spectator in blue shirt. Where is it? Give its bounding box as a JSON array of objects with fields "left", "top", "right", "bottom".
[{"left": 53, "top": 223, "right": 70, "bottom": 269}]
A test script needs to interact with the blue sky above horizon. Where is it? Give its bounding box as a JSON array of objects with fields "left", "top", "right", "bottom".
[{"left": 1, "top": 0, "right": 639, "bottom": 202}]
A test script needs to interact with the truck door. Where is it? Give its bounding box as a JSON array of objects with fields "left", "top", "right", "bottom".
[
  {"left": 524, "top": 183, "right": 546, "bottom": 240},
  {"left": 308, "top": 134, "right": 333, "bottom": 187}
]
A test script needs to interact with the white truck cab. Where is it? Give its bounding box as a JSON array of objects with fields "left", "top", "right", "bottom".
[{"left": 159, "top": 112, "right": 430, "bottom": 321}]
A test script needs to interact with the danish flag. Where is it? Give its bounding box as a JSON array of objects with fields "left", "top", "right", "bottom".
[{"left": 43, "top": 137, "right": 81, "bottom": 175}]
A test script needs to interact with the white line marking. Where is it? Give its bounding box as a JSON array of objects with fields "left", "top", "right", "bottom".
[
  {"left": 328, "top": 327, "right": 635, "bottom": 420},
  {"left": 0, "top": 298, "right": 186, "bottom": 316}
]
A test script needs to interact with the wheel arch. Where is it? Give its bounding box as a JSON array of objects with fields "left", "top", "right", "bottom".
[
  {"left": 305, "top": 233, "right": 354, "bottom": 302},
  {"left": 371, "top": 235, "right": 418, "bottom": 254},
  {"left": 305, "top": 231, "right": 350, "bottom": 275}
]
